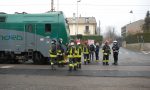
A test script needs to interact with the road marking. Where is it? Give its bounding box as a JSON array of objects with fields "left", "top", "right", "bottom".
[
  {"left": 0, "top": 65, "right": 14, "bottom": 68},
  {"left": 131, "top": 52, "right": 135, "bottom": 54},
  {"left": 142, "top": 51, "right": 149, "bottom": 54}
]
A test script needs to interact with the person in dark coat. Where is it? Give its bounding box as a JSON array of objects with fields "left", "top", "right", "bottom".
[
  {"left": 89, "top": 44, "right": 95, "bottom": 62},
  {"left": 95, "top": 42, "right": 100, "bottom": 62},
  {"left": 112, "top": 41, "right": 120, "bottom": 65}
]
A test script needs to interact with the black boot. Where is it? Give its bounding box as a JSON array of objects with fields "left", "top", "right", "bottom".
[
  {"left": 103, "top": 62, "right": 106, "bottom": 65},
  {"left": 106, "top": 62, "right": 109, "bottom": 65},
  {"left": 74, "top": 66, "right": 77, "bottom": 71},
  {"left": 69, "top": 66, "right": 72, "bottom": 71},
  {"left": 88, "top": 60, "right": 90, "bottom": 64},
  {"left": 79, "top": 64, "right": 81, "bottom": 69}
]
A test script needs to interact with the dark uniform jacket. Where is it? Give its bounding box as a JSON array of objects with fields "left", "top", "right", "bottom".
[
  {"left": 102, "top": 45, "right": 111, "bottom": 55},
  {"left": 83, "top": 45, "right": 89, "bottom": 54},
  {"left": 112, "top": 45, "right": 119, "bottom": 53},
  {"left": 50, "top": 44, "right": 57, "bottom": 55},
  {"left": 89, "top": 44, "right": 95, "bottom": 52},
  {"left": 57, "top": 44, "right": 64, "bottom": 54}
]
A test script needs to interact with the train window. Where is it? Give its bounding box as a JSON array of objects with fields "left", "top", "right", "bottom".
[
  {"left": 26, "top": 24, "right": 33, "bottom": 32},
  {"left": 0, "top": 17, "right": 6, "bottom": 22},
  {"left": 45, "top": 24, "right": 51, "bottom": 32}
]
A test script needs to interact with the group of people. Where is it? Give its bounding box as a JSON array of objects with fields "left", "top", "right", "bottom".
[
  {"left": 49, "top": 38, "right": 120, "bottom": 71},
  {"left": 82, "top": 40, "right": 120, "bottom": 66},
  {"left": 102, "top": 40, "right": 120, "bottom": 65},
  {"left": 49, "top": 38, "right": 65, "bottom": 70}
]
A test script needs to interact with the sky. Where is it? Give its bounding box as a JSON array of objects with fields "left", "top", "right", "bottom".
[{"left": 0, "top": 0, "right": 150, "bottom": 35}]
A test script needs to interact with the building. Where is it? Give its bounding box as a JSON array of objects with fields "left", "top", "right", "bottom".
[
  {"left": 121, "top": 19, "right": 144, "bottom": 38},
  {"left": 121, "top": 26, "right": 126, "bottom": 38},
  {"left": 67, "top": 17, "right": 97, "bottom": 35}
]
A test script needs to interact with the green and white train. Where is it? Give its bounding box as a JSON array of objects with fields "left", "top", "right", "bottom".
[{"left": 0, "top": 11, "right": 70, "bottom": 64}]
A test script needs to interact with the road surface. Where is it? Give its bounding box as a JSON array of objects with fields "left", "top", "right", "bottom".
[{"left": 0, "top": 47, "right": 150, "bottom": 90}]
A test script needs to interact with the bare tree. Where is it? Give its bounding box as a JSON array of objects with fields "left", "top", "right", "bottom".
[{"left": 103, "top": 26, "right": 117, "bottom": 43}]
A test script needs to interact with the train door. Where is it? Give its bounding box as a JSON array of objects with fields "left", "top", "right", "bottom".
[{"left": 25, "top": 24, "right": 36, "bottom": 50}]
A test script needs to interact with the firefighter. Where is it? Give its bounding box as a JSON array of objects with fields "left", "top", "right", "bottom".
[
  {"left": 57, "top": 38, "right": 65, "bottom": 67},
  {"left": 49, "top": 39, "right": 57, "bottom": 70},
  {"left": 112, "top": 41, "right": 120, "bottom": 65},
  {"left": 83, "top": 42, "right": 90, "bottom": 64},
  {"left": 67, "top": 40, "right": 77, "bottom": 71},
  {"left": 64, "top": 43, "right": 69, "bottom": 64},
  {"left": 102, "top": 41, "right": 111, "bottom": 65},
  {"left": 95, "top": 42, "right": 100, "bottom": 62},
  {"left": 76, "top": 42, "right": 82, "bottom": 69}
]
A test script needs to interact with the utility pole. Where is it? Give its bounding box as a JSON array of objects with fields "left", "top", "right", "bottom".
[
  {"left": 99, "top": 20, "right": 101, "bottom": 35},
  {"left": 73, "top": 13, "right": 76, "bottom": 35},
  {"left": 76, "top": 0, "right": 81, "bottom": 35},
  {"left": 51, "top": 0, "right": 54, "bottom": 11}
]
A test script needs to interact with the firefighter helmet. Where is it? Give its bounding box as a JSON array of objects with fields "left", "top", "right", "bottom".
[
  {"left": 59, "top": 38, "right": 63, "bottom": 44},
  {"left": 113, "top": 40, "right": 118, "bottom": 45},
  {"left": 70, "top": 39, "right": 74, "bottom": 46},
  {"left": 51, "top": 39, "right": 56, "bottom": 44},
  {"left": 105, "top": 40, "right": 109, "bottom": 45},
  {"left": 77, "top": 42, "right": 80, "bottom": 45}
]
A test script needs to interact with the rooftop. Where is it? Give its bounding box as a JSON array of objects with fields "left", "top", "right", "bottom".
[{"left": 67, "top": 17, "right": 96, "bottom": 24}]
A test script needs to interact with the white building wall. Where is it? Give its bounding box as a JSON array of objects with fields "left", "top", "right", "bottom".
[{"left": 69, "top": 24, "right": 96, "bottom": 35}]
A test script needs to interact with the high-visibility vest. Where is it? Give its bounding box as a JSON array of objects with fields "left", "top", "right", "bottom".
[
  {"left": 67, "top": 46, "right": 76, "bottom": 58},
  {"left": 76, "top": 46, "right": 82, "bottom": 57},
  {"left": 49, "top": 50, "right": 57, "bottom": 57},
  {"left": 57, "top": 50, "right": 63, "bottom": 55},
  {"left": 49, "top": 44, "right": 57, "bottom": 57},
  {"left": 83, "top": 46, "right": 89, "bottom": 54}
]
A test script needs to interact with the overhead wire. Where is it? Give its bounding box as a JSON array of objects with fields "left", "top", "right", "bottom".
[{"left": 0, "top": 3, "right": 150, "bottom": 6}]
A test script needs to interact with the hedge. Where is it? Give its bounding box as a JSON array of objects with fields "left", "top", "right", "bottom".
[
  {"left": 125, "top": 33, "right": 150, "bottom": 44},
  {"left": 70, "top": 35, "right": 103, "bottom": 43}
]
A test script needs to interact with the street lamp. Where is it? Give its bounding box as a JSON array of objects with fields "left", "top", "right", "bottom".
[
  {"left": 76, "top": 0, "right": 81, "bottom": 35},
  {"left": 129, "top": 10, "right": 134, "bottom": 23}
]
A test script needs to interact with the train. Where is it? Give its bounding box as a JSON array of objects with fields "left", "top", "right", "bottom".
[{"left": 0, "top": 11, "right": 70, "bottom": 64}]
